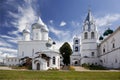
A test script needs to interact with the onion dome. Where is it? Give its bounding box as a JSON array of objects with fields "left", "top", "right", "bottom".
[
  {"left": 103, "top": 28, "right": 113, "bottom": 36},
  {"left": 22, "top": 29, "right": 30, "bottom": 33},
  {"left": 99, "top": 36, "right": 104, "bottom": 40},
  {"left": 32, "top": 17, "right": 49, "bottom": 32},
  {"left": 32, "top": 23, "right": 43, "bottom": 29}
]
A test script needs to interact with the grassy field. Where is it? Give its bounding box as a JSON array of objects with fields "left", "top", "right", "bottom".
[{"left": 0, "top": 70, "right": 120, "bottom": 80}]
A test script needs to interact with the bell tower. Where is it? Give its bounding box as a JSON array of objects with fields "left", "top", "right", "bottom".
[
  {"left": 70, "top": 36, "right": 81, "bottom": 66},
  {"left": 81, "top": 9, "right": 99, "bottom": 65}
]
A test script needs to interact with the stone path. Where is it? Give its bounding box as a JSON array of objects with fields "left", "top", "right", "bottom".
[
  {"left": 73, "top": 66, "right": 90, "bottom": 71},
  {"left": 0, "top": 66, "right": 12, "bottom": 70}
]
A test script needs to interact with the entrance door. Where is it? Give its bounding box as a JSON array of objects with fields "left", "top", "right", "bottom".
[{"left": 37, "top": 63, "right": 40, "bottom": 70}]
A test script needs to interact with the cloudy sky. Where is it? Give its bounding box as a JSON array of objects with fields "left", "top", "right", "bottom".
[{"left": 0, "top": 0, "right": 120, "bottom": 61}]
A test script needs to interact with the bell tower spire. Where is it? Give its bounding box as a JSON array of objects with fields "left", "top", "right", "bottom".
[{"left": 81, "top": 9, "right": 99, "bottom": 65}]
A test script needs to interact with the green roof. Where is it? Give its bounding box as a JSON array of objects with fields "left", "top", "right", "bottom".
[{"left": 103, "top": 28, "right": 113, "bottom": 36}]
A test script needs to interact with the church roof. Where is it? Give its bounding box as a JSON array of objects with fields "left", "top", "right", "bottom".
[
  {"left": 103, "top": 28, "right": 113, "bottom": 36},
  {"left": 99, "top": 36, "right": 104, "bottom": 40},
  {"left": 32, "top": 17, "right": 49, "bottom": 32},
  {"left": 85, "top": 9, "right": 93, "bottom": 22},
  {"left": 23, "top": 29, "right": 30, "bottom": 33}
]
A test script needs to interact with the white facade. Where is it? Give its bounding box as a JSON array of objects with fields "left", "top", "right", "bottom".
[
  {"left": 5, "top": 57, "right": 19, "bottom": 66},
  {"left": 80, "top": 10, "right": 99, "bottom": 65},
  {"left": 70, "top": 36, "right": 81, "bottom": 66},
  {"left": 6, "top": 17, "right": 60, "bottom": 70},
  {"left": 99, "top": 27, "right": 120, "bottom": 69},
  {"left": 71, "top": 10, "right": 120, "bottom": 69}
]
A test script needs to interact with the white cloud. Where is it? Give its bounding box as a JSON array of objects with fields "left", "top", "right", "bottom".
[
  {"left": 49, "top": 26, "right": 70, "bottom": 38},
  {"left": 49, "top": 26, "right": 73, "bottom": 49},
  {"left": 49, "top": 20, "right": 53, "bottom": 24},
  {"left": 0, "top": 0, "right": 38, "bottom": 58},
  {"left": 60, "top": 21, "right": 67, "bottom": 27},
  {"left": 95, "top": 14, "right": 120, "bottom": 27},
  {"left": 8, "top": 0, "right": 38, "bottom": 33},
  {"left": 71, "top": 21, "right": 80, "bottom": 27}
]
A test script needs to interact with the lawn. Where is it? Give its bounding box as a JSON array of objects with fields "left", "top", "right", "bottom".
[{"left": 0, "top": 70, "right": 120, "bottom": 80}]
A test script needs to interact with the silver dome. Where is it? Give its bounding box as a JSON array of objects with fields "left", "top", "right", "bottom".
[
  {"left": 32, "top": 17, "right": 49, "bottom": 32},
  {"left": 23, "top": 29, "right": 30, "bottom": 33}
]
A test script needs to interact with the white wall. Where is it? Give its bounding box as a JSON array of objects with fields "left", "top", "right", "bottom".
[
  {"left": 5, "top": 57, "right": 19, "bottom": 66},
  {"left": 99, "top": 28, "right": 120, "bottom": 68},
  {"left": 18, "top": 40, "right": 49, "bottom": 58}
]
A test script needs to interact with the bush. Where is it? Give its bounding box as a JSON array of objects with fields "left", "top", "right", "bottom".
[
  {"left": 69, "top": 66, "right": 75, "bottom": 71},
  {"left": 82, "top": 63, "right": 106, "bottom": 70},
  {"left": 48, "top": 67, "right": 59, "bottom": 71}
]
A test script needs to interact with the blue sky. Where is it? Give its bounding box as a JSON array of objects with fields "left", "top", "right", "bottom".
[{"left": 0, "top": 0, "right": 120, "bottom": 61}]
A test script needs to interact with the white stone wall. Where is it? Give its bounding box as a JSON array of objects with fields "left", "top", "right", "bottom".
[
  {"left": 23, "top": 33, "right": 30, "bottom": 41},
  {"left": 5, "top": 57, "right": 19, "bottom": 66},
  {"left": 32, "top": 29, "right": 42, "bottom": 40},
  {"left": 81, "top": 58, "right": 99, "bottom": 65},
  {"left": 18, "top": 41, "right": 49, "bottom": 58},
  {"left": 99, "top": 28, "right": 120, "bottom": 68},
  {"left": 42, "top": 31, "right": 48, "bottom": 40},
  {"left": 32, "top": 51, "right": 60, "bottom": 70}
]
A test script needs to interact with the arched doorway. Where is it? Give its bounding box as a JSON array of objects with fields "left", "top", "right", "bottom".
[
  {"left": 36, "top": 63, "right": 40, "bottom": 70},
  {"left": 75, "top": 61, "right": 78, "bottom": 65}
]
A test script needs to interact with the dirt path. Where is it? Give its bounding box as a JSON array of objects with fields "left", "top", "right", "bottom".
[
  {"left": 73, "top": 66, "right": 90, "bottom": 71},
  {"left": 0, "top": 66, "right": 12, "bottom": 70}
]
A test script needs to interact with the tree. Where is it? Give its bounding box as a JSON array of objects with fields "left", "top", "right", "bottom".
[
  {"left": 20, "top": 57, "right": 32, "bottom": 69},
  {"left": 59, "top": 42, "right": 72, "bottom": 65}
]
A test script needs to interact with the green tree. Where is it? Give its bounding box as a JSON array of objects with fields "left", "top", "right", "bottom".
[{"left": 59, "top": 42, "right": 72, "bottom": 65}]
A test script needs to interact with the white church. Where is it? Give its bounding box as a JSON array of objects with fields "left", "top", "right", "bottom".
[
  {"left": 5, "top": 10, "right": 120, "bottom": 70},
  {"left": 71, "top": 10, "right": 120, "bottom": 69},
  {"left": 5, "top": 17, "right": 60, "bottom": 70}
]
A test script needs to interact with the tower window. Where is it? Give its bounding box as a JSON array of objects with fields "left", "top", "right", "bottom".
[
  {"left": 91, "top": 32, "right": 95, "bottom": 39},
  {"left": 84, "top": 32, "right": 88, "bottom": 39},
  {"left": 75, "top": 47, "right": 78, "bottom": 52},
  {"left": 91, "top": 52, "right": 94, "bottom": 57},
  {"left": 22, "top": 51, "right": 24, "bottom": 57},
  {"left": 103, "top": 48, "right": 105, "bottom": 53},
  {"left": 112, "top": 43, "right": 115, "bottom": 48},
  {"left": 75, "top": 40, "right": 78, "bottom": 44},
  {"left": 53, "top": 57, "right": 56, "bottom": 65},
  {"left": 115, "top": 59, "right": 117, "bottom": 63}
]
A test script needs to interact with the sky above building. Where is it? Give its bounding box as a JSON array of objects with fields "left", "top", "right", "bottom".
[{"left": 0, "top": 0, "right": 120, "bottom": 61}]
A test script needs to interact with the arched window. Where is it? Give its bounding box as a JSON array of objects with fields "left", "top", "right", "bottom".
[
  {"left": 53, "top": 57, "right": 56, "bottom": 65},
  {"left": 91, "top": 32, "right": 95, "bottom": 39},
  {"left": 91, "top": 52, "right": 94, "bottom": 57},
  {"left": 75, "top": 47, "right": 78, "bottom": 52},
  {"left": 84, "top": 32, "right": 88, "bottom": 39},
  {"left": 75, "top": 40, "right": 78, "bottom": 44}
]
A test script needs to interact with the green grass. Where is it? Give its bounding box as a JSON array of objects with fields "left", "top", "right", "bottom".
[{"left": 0, "top": 70, "right": 120, "bottom": 80}]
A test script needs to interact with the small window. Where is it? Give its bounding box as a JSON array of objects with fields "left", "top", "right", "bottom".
[
  {"left": 84, "top": 32, "right": 88, "bottom": 39},
  {"left": 22, "top": 51, "right": 24, "bottom": 57},
  {"left": 32, "top": 49, "right": 34, "bottom": 56},
  {"left": 8, "top": 59, "right": 9, "bottom": 62},
  {"left": 91, "top": 52, "right": 94, "bottom": 57},
  {"left": 113, "top": 43, "right": 115, "bottom": 48},
  {"left": 75, "top": 47, "right": 78, "bottom": 52},
  {"left": 91, "top": 32, "right": 95, "bottom": 39},
  {"left": 115, "top": 59, "right": 117, "bottom": 63},
  {"left": 103, "top": 48, "right": 105, "bottom": 53},
  {"left": 53, "top": 57, "right": 56, "bottom": 65},
  {"left": 75, "top": 40, "right": 78, "bottom": 44},
  {"left": 15, "top": 59, "right": 17, "bottom": 62}
]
